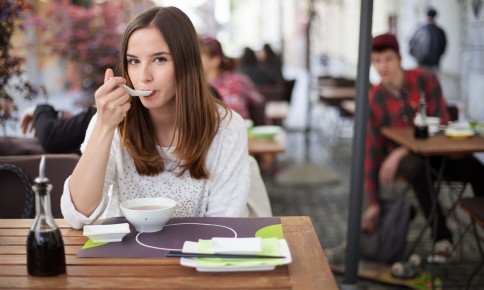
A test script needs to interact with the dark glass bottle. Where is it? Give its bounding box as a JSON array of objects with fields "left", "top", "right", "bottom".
[
  {"left": 26, "top": 156, "right": 66, "bottom": 276},
  {"left": 414, "top": 91, "right": 429, "bottom": 139}
]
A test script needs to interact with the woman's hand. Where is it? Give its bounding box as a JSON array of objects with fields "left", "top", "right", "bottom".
[
  {"left": 379, "top": 146, "right": 408, "bottom": 185},
  {"left": 362, "top": 203, "right": 381, "bottom": 234},
  {"left": 94, "top": 69, "right": 131, "bottom": 129}
]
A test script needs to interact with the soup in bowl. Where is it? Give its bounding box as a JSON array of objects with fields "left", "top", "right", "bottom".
[{"left": 120, "top": 197, "right": 177, "bottom": 233}]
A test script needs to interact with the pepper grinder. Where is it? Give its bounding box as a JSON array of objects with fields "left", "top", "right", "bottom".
[{"left": 26, "top": 155, "right": 66, "bottom": 276}]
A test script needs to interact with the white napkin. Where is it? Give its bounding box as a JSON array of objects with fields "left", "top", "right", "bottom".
[
  {"left": 208, "top": 237, "right": 262, "bottom": 255},
  {"left": 83, "top": 223, "right": 130, "bottom": 243}
]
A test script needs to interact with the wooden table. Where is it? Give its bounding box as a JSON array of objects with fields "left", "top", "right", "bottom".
[
  {"left": 248, "top": 136, "right": 285, "bottom": 155},
  {"left": 0, "top": 217, "right": 337, "bottom": 289},
  {"left": 265, "top": 101, "right": 289, "bottom": 125},
  {"left": 319, "top": 86, "right": 355, "bottom": 107},
  {"left": 381, "top": 127, "right": 484, "bottom": 156},
  {"left": 382, "top": 126, "right": 484, "bottom": 274}
]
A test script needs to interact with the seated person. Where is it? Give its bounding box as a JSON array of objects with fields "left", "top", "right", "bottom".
[
  {"left": 61, "top": 7, "right": 251, "bottom": 229},
  {"left": 261, "top": 43, "right": 284, "bottom": 83},
  {"left": 199, "top": 35, "right": 264, "bottom": 120},
  {"left": 20, "top": 104, "right": 96, "bottom": 154},
  {"left": 238, "top": 47, "right": 278, "bottom": 86},
  {"left": 362, "top": 33, "right": 484, "bottom": 263}
]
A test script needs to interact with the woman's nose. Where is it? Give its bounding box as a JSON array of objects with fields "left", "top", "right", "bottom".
[{"left": 140, "top": 64, "right": 153, "bottom": 83}]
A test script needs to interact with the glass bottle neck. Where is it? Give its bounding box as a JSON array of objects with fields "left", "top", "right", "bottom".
[
  {"left": 31, "top": 183, "right": 58, "bottom": 231},
  {"left": 419, "top": 92, "right": 427, "bottom": 117}
]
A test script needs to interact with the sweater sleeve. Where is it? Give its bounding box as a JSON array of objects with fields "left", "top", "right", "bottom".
[
  {"left": 60, "top": 114, "right": 116, "bottom": 229},
  {"left": 205, "top": 111, "right": 250, "bottom": 217}
]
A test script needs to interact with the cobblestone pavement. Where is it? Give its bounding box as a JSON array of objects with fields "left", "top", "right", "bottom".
[{"left": 262, "top": 130, "right": 484, "bottom": 290}]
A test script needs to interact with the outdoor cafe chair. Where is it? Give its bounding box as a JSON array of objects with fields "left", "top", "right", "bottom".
[{"left": 459, "top": 197, "right": 484, "bottom": 289}]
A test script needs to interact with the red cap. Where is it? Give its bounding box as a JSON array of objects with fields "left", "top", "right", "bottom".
[{"left": 372, "top": 33, "right": 399, "bottom": 54}]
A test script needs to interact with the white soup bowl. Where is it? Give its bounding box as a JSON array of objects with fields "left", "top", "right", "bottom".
[{"left": 120, "top": 197, "right": 177, "bottom": 233}]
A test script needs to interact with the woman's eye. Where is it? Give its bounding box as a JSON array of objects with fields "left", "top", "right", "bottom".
[
  {"left": 127, "top": 58, "right": 139, "bottom": 65},
  {"left": 155, "top": 57, "right": 167, "bottom": 63}
]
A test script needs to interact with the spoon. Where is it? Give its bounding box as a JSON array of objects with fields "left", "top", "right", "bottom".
[{"left": 120, "top": 84, "right": 152, "bottom": 97}]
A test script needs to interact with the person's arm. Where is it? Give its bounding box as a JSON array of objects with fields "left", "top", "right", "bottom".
[
  {"left": 60, "top": 114, "right": 118, "bottom": 229},
  {"left": 205, "top": 111, "right": 250, "bottom": 217},
  {"left": 440, "top": 28, "right": 447, "bottom": 56},
  {"left": 379, "top": 146, "right": 408, "bottom": 185},
  {"left": 34, "top": 105, "right": 96, "bottom": 153},
  {"left": 362, "top": 90, "right": 385, "bottom": 234},
  {"left": 68, "top": 69, "right": 131, "bottom": 218},
  {"left": 19, "top": 105, "right": 38, "bottom": 135}
]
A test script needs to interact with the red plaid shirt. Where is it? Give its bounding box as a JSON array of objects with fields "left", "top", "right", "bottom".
[{"left": 364, "top": 69, "right": 450, "bottom": 204}]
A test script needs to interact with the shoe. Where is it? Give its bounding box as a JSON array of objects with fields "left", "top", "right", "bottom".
[
  {"left": 427, "top": 239, "right": 454, "bottom": 264},
  {"left": 391, "top": 261, "right": 418, "bottom": 279}
]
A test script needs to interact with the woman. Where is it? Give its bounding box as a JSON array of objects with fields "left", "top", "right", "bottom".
[
  {"left": 199, "top": 35, "right": 264, "bottom": 120},
  {"left": 61, "top": 7, "right": 250, "bottom": 229}
]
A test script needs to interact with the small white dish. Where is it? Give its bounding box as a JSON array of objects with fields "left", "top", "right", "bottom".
[
  {"left": 444, "top": 127, "right": 475, "bottom": 140},
  {"left": 83, "top": 223, "right": 130, "bottom": 243},
  {"left": 209, "top": 237, "right": 262, "bottom": 255},
  {"left": 180, "top": 239, "right": 292, "bottom": 272}
]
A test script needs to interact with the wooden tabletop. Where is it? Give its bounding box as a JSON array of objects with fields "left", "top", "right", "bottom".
[
  {"left": 248, "top": 136, "right": 285, "bottom": 155},
  {"left": 320, "top": 86, "right": 355, "bottom": 101},
  {"left": 0, "top": 217, "right": 337, "bottom": 289},
  {"left": 382, "top": 127, "right": 484, "bottom": 156},
  {"left": 265, "top": 101, "right": 289, "bottom": 122}
]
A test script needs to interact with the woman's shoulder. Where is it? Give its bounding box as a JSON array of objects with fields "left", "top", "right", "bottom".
[{"left": 217, "top": 106, "right": 246, "bottom": 138}]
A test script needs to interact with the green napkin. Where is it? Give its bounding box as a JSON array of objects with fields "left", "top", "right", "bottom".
[{"left": 195, "top": 238, "right": 284, "bottom": 267}]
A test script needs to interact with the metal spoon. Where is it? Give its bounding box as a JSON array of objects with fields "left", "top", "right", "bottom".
[{"left": 120, "top": 84, "right": 152, "bottom": 97}]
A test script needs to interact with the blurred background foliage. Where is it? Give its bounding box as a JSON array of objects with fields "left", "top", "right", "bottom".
[
  {"left": 33, "top": 0, "right": 131, "bottom": 98},
  {"left": 0, "top": 0, "right": 44, "bottom": 134}
]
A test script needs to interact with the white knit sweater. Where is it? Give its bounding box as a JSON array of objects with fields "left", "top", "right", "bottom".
[{"left": 61, "top": 110, "right": 250, "bottom": 229}]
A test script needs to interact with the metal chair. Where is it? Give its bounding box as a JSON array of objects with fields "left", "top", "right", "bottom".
[
  {"left": 0, "top": 154, "right": 80, "bottom": 218},
  {"left": 459, "top": 197, "right": 484, "bottom": 289}
]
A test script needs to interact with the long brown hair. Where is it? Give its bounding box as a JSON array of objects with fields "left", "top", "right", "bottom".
[{"left": 117, "top": 6, "right": 227, "bottom": 179}]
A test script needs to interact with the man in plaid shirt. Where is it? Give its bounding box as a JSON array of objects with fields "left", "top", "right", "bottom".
[{"left": 362, "top": 33, "right": 484, "bottom": 263}]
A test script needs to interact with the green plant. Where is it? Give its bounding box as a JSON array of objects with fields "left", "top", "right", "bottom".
[
  {"left": 37, "top": 1, "right": 130, "bottom": 98},
  {"left": 0, "top": 0, "right": 43, "bottom": 134}
]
